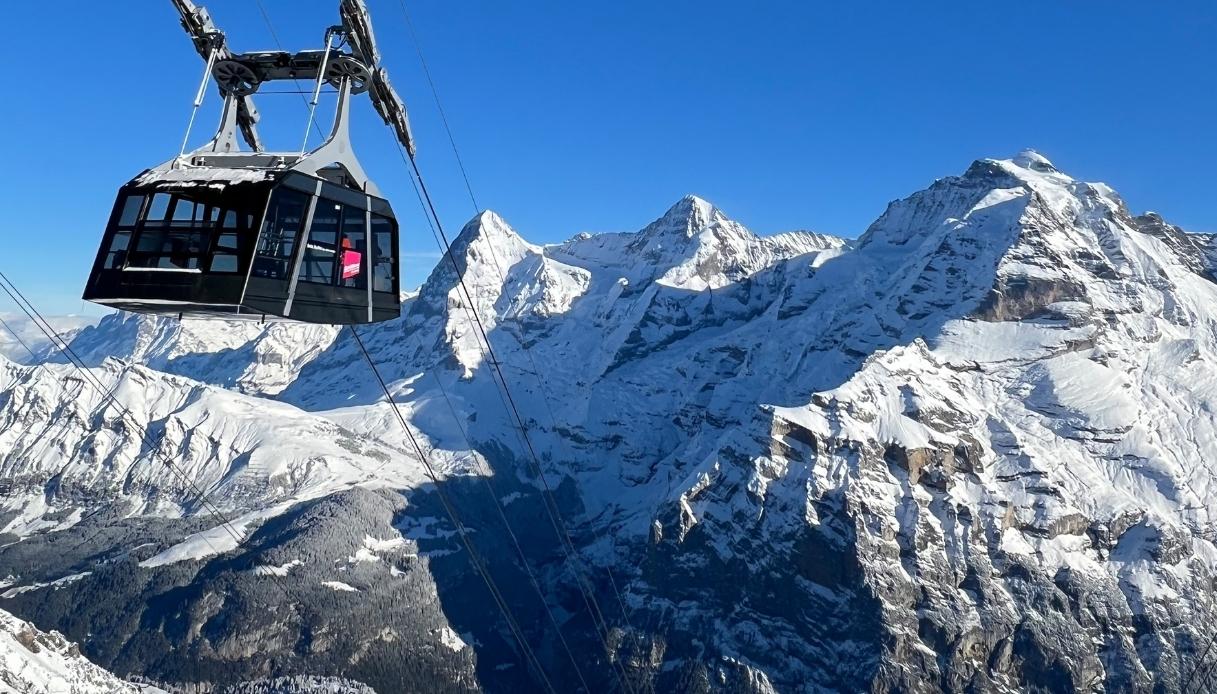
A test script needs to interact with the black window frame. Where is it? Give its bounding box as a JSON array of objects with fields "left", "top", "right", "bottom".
[
  {"left": 251, "top": 187, "right": 311, "bottom": 282},
  {"left": 370, "top": 214, "right": 398, "bottom": 295},
  {"left": 101, "top": 193, "right": 146, "bottom": 270},
  {"left": 299, "top": 198, "right": 342, "bottom": 286},
  {"left": 127, "top": 192, "right": 219, "bottom": 272},
  {"left": 337, "top": 203, "right": 369, "bottom": 290}
]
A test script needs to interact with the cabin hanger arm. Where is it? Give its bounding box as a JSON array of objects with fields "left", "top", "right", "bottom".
[
  {"left": 170, "top": 0, "right": 415, "bottom": 158},
  {"left": 170, "top": 0, "right": 263, "bottom": 151}
]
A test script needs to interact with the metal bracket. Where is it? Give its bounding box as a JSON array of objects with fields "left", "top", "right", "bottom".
[
  {"left": 293, "top": 77, "right": 379, "bottom": 196},
  {"left": 162, "top": 0, "right": 403, "bottom": 196},
  {"left": 172, "top": 0, "right": 414, "bottom": 157},
  {"left": 198, "top": 93, "right": 242, "bottom": 153},
  {"left": 171, "top": 0, "right": 263, "bottom": 150}
]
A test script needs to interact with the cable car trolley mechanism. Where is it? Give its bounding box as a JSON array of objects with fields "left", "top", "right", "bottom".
[{"left": 84, "top": 0, "right": 415, "bottom": 324}]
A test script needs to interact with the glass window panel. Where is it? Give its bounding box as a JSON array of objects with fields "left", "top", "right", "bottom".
[
  {"left": 108, "top": 231, "right": 131, "bottom": 253},
  {"left": 210, "top": 255, "right": 238, "bottom": 273},
  {"left": 128, "top": 222, "right": 210, "bottom": 270},
  {"left": 104, "top": 231, "right": 132, "bottom": 270},
  {"left": 223, "top": 210, "right": 237, "bottom": 228},
  {"left": 252, "top": 189, "right": 309, "bottom": 280},
  {"left": 300, "top": 201, "right": 341, "bottom": 284},
  {"left": 371, "top": 215, "right": 396, "bottom": 293},
  {"left": 208, "top": 231, "right": 242, "bottom": 273},
  {"left": 146, "top": 193, "right": 172, "bottom": 221},
  {"left": 339, "top": 205, "right": 367, "bottom": 289},
  {"left": 118, "top": 196, "right": 143, "bottom": 227},
  {"left": 135, "top": 230, "right": 169, "bottom": 253},
  {"left": 171, "top": 198, "right": 196, "bottom": 222}
]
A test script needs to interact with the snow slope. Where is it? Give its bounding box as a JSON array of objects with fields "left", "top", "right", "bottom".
[{"left": 0, "top": 354, "right": 437, "bottom": 539}]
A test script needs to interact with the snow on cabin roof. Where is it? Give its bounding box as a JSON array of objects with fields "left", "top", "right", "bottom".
[{"left": 135, "top": 166, "right": 276, "bottom": 188}]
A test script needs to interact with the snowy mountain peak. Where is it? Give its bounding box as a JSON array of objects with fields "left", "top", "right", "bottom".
[
  {"left": 547, "top": 196, "right": 844, "bottom": 291},
  {"left": 1010, "top": 148, "right": 1058, "bottom": 172},
  {"left": 418, "top": 209, "right": 541, "bottom": 306},
  {"left": 646, "top": 194, "right": 726, "bottom": 240},
  {"left": 450, "top": 209, "right": 535, "bottom": 259}
]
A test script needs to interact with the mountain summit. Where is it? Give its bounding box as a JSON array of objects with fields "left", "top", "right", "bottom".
[{"left": 1, "top": 154, "right": 1215, "bottom": 691}]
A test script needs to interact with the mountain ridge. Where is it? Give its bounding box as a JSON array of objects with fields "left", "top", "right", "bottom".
[{"left": 0, "top": 151, "right": 1215, "bottom": 691}]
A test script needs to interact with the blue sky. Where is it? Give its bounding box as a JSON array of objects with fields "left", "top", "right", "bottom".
[{"left": 5, "top": 1, "right": 1215, "bottom": 315}]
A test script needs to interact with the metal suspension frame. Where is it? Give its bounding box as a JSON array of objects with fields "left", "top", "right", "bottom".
[{"left": 161, "top": 0, "right": 417, "bottom": 196}]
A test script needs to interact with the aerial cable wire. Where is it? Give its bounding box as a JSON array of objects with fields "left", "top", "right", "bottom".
[
  {"left": 392, "top": 142, "right": 638, "bottom": 694},
  {"left": 348, "top": 326, "right": 559, "bottom": 694},
  {"left": 348, "top": 320, "right": 595, "bottom": 690},
  {"left": 0, "top": 9, "right": 563, "bottom": 691},
  {"left": 0, "top": 271, "right": 243, "bottom": 553},
  {"left": 382, "top": 5, "right": 643, "bottom": 672},
  {"left": 1184, "top": 627, "right": 1217, "bottom": 693},
  {"left": 252, "top": 0, "right": 328, "bottom": 143},
  {"left": 0, "top": 273, "right": 551, "bottom": 693},
  {"left": 395, "top": 0, "right": 480, "bottom": 213},
  {"left": 0, "top": 273, "right": 242, "bottom": 544},
  {"left": 0, "top": 315, "right": 78, "bottom": 501},
  {"left": 0, "top": 314, "right": 37, "bottom": 358},
  {"left": 0, "top": 325, "right": 182, "bottom": 545},
  {"left": 0, "top": 272, "right": 286, "bottom": 564},
  {"left": 0, "top": 272, "right": 334, "bottom": 661},
  {"left": 0, "top": 60, "right": 625, "bottom": 694},
  {"left": 243, "top": 4, "right": 624, "bottom": 689},
  {"left": 426, "top": 369, "right": 595, "bottom": 692},
  {"left": 362, "top": 142, "right": 632, "bottom": 691},
  {"left": 390, "top": 0, "right": 644, "bottom": 647},
  {"left": 242, "top": 4, "right": 565, "bottom": 687}
]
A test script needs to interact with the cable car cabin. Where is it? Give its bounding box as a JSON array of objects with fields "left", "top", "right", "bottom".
[
  {"left": 84, "top": 0, "right": 417, "bottom": 324},
  {"left": 83, "top": 167, "right": 400, "bottom": 324}
]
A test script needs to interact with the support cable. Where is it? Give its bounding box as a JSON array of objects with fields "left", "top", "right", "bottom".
[
  {"left": 0, "top": 315, "right": 37, "bottom": 358},
  {"left": 0, "top": 277, "right": 546, "bottom": 691},
  {"left": 348, "top": 326, "right": 558, "bottom": 694},
  {"left": 6, "top": 339, "right": 169, "bottom": 545},
  {"left": 252, "top": 0, "right": 328, "bottom": 143},
  {"left": 232, "top": 4, "right": 627, "bottom": 689},
  {"left": 0, "top": 272, "right": 329, "bottom": 650},
  {"left": 1184, "top": 628, "right": 1217, "bottom": 693},
  {"left": 180, "top": 43, "right": 219, "bottom": 156},
  {"left": 0, "top": 272, "right": 243, "bottom": 552},
  {"left": 391, "top": 1, "right": 643, "bottom": 647},
  {"left": 395, "top": 144, "right": 637, "bottom": 694},
  {"left": 425, "top": 367, "right": 595, "bottom": 692},
  {"left": 348, "top": 330, "right": 593, "bottom": 690},
  {"left": 395, "top": 0, "right": 480, "bottom": 213},
  {"left": 245, "top": 4, "right": 564, "bottom": 690}
]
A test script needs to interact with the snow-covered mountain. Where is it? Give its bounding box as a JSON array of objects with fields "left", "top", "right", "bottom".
[
  {"left": 1, "top": 151, "right": 1216, "bottom": 692},
  {"left": 0, "top": 606, "right": 164, "bottom": 693},
  {"left": 0, "top": 313, "right": 98, "bottom": 364}
]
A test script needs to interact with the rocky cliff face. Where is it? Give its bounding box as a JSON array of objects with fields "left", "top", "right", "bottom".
[{"left": 0, "top": 152, "right": 1214, "bottom": 692}]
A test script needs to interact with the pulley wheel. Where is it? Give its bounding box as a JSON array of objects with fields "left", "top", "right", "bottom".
[
  {"left": 213, "top": 60, "right": 261, "bottom": 97},
  {"left": 326, "top": 57, "right": 372, "bottom": 94}
]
